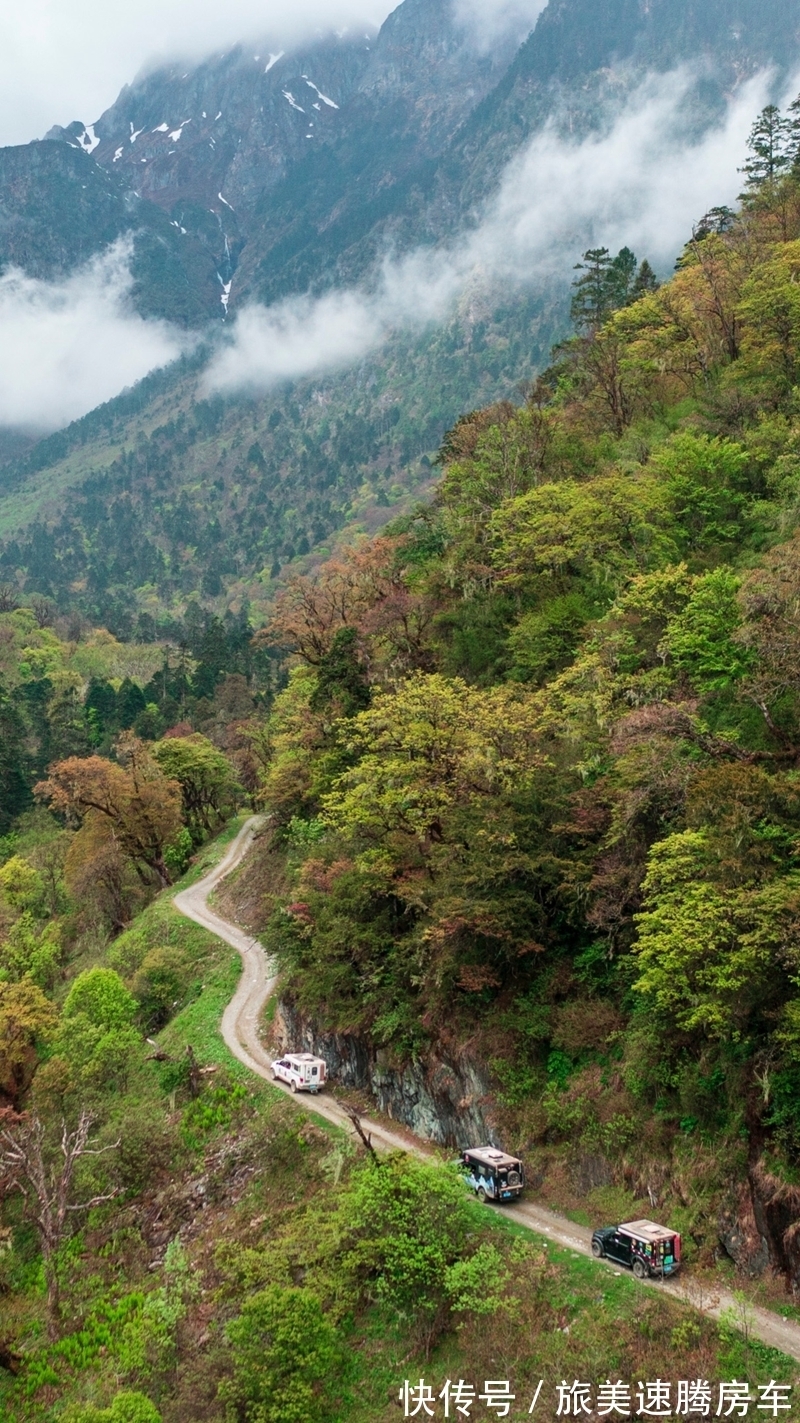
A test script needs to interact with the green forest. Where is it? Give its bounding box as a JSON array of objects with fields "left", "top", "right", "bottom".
[{"left": 8, "top": 103, "right": 800, "bottom": 1418}]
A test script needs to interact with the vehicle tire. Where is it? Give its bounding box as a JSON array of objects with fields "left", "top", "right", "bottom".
[
  {"left": 477, "top": 1187, "right": 488, "bottom": 1204},
  {"left": 632, "top": 1259, "right": 647, "bottom": 1280},
  {"left": 272, "top": 1073, "right": 278, "bottom": 1081},
  {"left": 290, "top": 1081, "right": 297, "bottom": 1093},
  {"left": 591, "top": 1240, "right": 603, "bottom": 1258}
]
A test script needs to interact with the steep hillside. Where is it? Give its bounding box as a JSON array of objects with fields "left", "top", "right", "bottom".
[
  {"left": 0, "top": 142, "right": 223, "bottom": 325},
  {"left": 7, "top": 149, "right": 800, "bottom": 1422},
  {"left": 40, "top": 0, "right": 519, "bottom": 318},
  {"left": 433, "top": 0, "right": 800, "bottom": 238},
  {"left": 42, "top": 0, "right": 800, "bottom": 316}
]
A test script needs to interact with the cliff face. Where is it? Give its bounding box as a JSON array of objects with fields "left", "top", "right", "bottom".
[
  {"left": 274, "top": 997, "right": 498, "bottom": 1148},
  {"left": 75, "top": 38, "right": 372, "bottom": 221},
  {"left": 42, "top": 1, "right": 518, "bottom": 314},
  {"left": 277, "top": 997, "right": 800, "bottom": 1288}
]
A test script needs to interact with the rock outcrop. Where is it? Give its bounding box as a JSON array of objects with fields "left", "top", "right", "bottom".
[
  {"left": 748, "top": 1160, "right": 800, "bottom": 1293},
  {"left": 273, "top": 997, "right": 497, "bottom": 1149}
]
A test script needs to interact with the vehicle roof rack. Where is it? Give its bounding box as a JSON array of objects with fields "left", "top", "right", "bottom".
[
  {"left": 617, "top": 1219, "right": 675, "bottom": 1243},
  {"left": 464, "top": 1146, "right": 520, "bottom": 1169}
]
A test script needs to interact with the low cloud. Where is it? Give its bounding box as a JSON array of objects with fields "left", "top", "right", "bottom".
[
  {"left": 207, "top": 255, "right": 459, "bottom": 394},
  {"left": 206, "top": 67, "right": 774, "bottom": 397},
  {"left": 0, "top": 240, "right": 189, "bottom": 432},
  {"left": 471, "top": 69, "right": 770, "bottom": 278},
  {"left": 2, "top": 67, "right": 786, "bottom": 431}
]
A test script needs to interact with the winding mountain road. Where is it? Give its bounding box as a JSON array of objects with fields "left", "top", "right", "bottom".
[{"left": 173, "top": 815, "right": 800, "bottom": 1365}]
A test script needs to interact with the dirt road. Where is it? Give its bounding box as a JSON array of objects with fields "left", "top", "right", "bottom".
[{"left": 173, "top": 815, "right": 800, "bottom": 1364}]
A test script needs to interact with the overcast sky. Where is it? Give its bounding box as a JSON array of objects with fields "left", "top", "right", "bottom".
[{"left": 0, "top": 0, "right": 546, "bottom": 147}]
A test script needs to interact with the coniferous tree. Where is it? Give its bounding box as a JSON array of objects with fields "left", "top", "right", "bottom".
[
  {"left": 606, "top": 247, "right": 638, "bottom": 307},
  {"left": 692, "top": 206, "right": 736, "bottom": 241},
  {"left": 84, "top": 678, "right": 118, "bottom": 744},
  {"left": 570, "top": 246, "right": 653, "bottom": 332},
  {"left": 631, "top": 259, "right": 659, "bottom": 298},
  {"left": 0, "top": 685, "right": 31, "bottom": 832},
  {"left": 116, "top": 678, "right": 147, "bottom": 730},
  {"left": 569, "top": 248, "right": 613, "bottom": 331},
  {"left": 739, "top": 104, "right": 791, "bottom": 190},
  {"left": 788, "top": 94, "right": 800, "bottom": 170},
  {"left": 309, "top": 627, "right": 371, "bottom": 717}
]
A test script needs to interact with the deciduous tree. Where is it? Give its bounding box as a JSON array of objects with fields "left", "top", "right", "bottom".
[
  {"left": 323, "top": 673, "right": 542, "bottom": 853},
  {"left": 0, "top": 977, "right": 58, "bottom": 1108},
  {"left": 152, "top": 733, "right": 240, "bottom": 838},
  {"left": 36, "top": 736, "right": 182, "bottom": 887}
]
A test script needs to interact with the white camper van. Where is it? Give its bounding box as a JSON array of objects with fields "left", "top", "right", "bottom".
[{"left": 271, "top": 1052, "right": 327, "bottom": 1093}]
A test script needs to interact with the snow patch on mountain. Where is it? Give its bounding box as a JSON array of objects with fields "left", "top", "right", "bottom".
[
  {"left": 206, "top": 69, "right": 769, "bottom": 396},
  {"left": 302, "top": 77, "right": 339, "bottom": 108},
  {"left": 76, "top": 124, "right": 100, "bottom": 153}
]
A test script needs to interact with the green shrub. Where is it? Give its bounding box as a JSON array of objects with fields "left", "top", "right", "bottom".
[
  {"left": 63, "top": 968, "right": 137, "bottom": 1030},
  {"left": 131, "top": 945, "right": 193, "bottom": 1030},
  {"left": 64, "top": 1390, "right": 162, "bottom": 1422},
  {"left": 221, "top": 1284, "right": 341, "bottom": 1423}
]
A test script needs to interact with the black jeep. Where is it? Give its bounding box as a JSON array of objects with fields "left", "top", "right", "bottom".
[{"left": 591, "top": 1219, "right": 681, "bottom": 1279}]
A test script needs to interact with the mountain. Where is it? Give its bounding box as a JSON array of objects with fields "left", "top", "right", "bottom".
[
  {"left": 0, "top": 287, "right": 561, "bottom": 635},
  {"left": 2, "top": 0, "right": 800, "bottom": 631},
  {"left": 45, "top": 0, "right": 520, "bottom": 313},
  {"left": 0, "top": 140, "right": 224, "bottom": 325},
  {"left": 41, "top": 0, "right": 799, "bottom": 319}
]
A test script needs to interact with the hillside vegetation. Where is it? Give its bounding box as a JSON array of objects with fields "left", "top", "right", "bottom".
[{"left": 235, "top": 111, "right": 800, "bottom": 1280}]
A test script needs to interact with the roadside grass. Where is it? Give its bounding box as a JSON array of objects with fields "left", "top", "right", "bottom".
[
  {"left": 179, "top": 814, "right": 250, "bottom": 886},
  {"left": 156, "top": 944, "right": 250, "bottom": 1076},
  {"left": 471, "top": 1210, "right": 799, "bottom": 1387}
]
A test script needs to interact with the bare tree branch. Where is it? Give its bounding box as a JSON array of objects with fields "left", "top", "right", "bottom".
[
  {"left": 343, "top": 1103, "right": 381, "bottom": 1167},
  {"left": 0, "top": 1109, "right": 120, "bottom": 1338}
]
